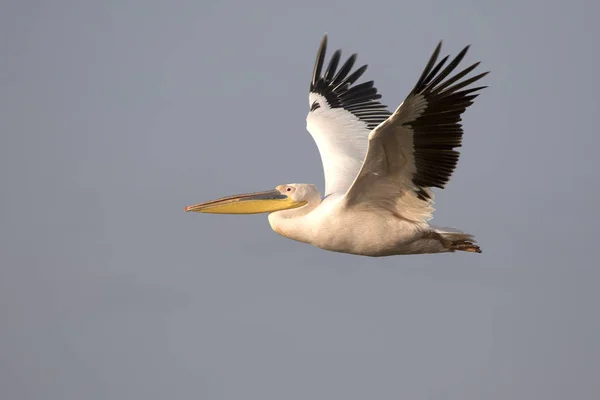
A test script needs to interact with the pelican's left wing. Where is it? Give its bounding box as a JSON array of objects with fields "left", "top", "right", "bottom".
[
  {"left": 342, "top": 42, "right": 488, "bottom": 222},
  {"left": 306, "top": 35, "right": 391, "bottom": 197}
]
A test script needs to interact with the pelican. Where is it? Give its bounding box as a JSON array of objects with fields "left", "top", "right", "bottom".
[{"left": 186, "top": 35, "right": 488, "bottom": 256}]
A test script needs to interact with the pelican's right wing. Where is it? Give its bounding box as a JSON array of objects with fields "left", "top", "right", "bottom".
[
  {"left": 306, "top": 35, "right": 391, "bottom": 197},
  {"left": 342, "top": 42, "right": 488, "bottom": 222}
]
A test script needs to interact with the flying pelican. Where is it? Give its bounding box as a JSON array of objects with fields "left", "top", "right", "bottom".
[{"left": 185, "top": 35, "right": 488, "bottom": 256}]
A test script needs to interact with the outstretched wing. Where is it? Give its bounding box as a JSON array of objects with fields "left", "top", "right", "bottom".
[
  {"left": 342, "top": 42, "right": 488, "bottom": 222},
  {"left": 306, "top": 35, "right": 391, "bottom": 197}
]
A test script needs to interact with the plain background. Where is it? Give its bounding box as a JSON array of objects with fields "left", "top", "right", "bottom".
[{"left": 1, "top": 0, "right": 599, "bottom": 399}]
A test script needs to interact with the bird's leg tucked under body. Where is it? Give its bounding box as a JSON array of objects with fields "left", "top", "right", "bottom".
[
  {"left": 449, "top": 240, "right": 482, "bottom": 253},
  {"left": 423, "top": 230, "right": 482, "bottom": 254}
]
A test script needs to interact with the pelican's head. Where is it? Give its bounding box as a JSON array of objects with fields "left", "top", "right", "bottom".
[{"left": 185, "top": 184, "right": 320, "bottom": 215}]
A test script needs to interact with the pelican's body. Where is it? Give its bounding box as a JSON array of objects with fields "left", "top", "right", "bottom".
[
  {"left": 186, "top": 35, "right": 488, "bottom": 256},
  {"left": 268, "top": 194, "right": 438, "bottom": 256}
]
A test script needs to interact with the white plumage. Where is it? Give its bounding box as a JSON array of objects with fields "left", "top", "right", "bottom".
[{"left": 186, "top": 35, "right": 488, "bottom": 256}]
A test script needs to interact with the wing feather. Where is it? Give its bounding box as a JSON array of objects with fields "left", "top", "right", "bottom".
[
  {"left": 307, "top": 35, "right": 391, "bottom": 196},
  {"left": 342, "top": 42, "right": 488, "bottom": 222}
]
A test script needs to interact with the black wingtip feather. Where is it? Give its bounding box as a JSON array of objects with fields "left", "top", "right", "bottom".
[
  {"left": 310, "top": 35, "right": 390, "bottom": 129},
  {"left": 311, "top": 35, "right": 328, "bottom": 90},
  {"left": 414, "top": 41, "right": 443, "bottom": 93},
  {"left": 324, "top": 50, "right": 342, "bottom": 81},
  {"left": 331, "top": 54, "right": 357, "bottom": 88},
  {"left": 405, "top": 42, "right": 488, "bottom": 199}
]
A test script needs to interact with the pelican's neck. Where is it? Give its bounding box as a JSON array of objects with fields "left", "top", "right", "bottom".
[{"left": 267, "top": 201, "right": 321, "bottom": 244}]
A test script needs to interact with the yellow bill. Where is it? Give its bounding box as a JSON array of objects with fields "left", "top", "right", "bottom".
[{"left": 185, "top": 189, "right": 306, "bottom": 214}]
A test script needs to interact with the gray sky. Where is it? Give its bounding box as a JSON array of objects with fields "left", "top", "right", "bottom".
[{"left": 1, "top": 0, "right": 599, "bottom": 399}]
